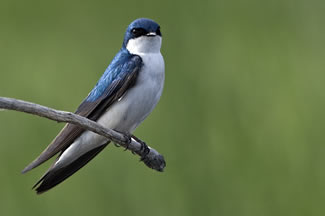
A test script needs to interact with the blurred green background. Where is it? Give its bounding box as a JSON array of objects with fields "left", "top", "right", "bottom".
[{"left": 1, "top": 0, "right": 325, "bottom": 215}]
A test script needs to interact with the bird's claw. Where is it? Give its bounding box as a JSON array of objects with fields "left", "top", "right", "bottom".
[
  {"left": 139, "top": 141, "right": 150, "bottom": 161},
  {"left": 123, "top": 134, "right": 132, "bottom": 151}
]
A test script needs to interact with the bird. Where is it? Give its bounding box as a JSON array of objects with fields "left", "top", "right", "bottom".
[{"left": 22, "top": 18, "right": 165, "bottom": 194}]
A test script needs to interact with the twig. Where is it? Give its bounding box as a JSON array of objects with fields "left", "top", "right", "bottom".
[{"left": 0, "top": 97, "right": 165, "bottom": 171}]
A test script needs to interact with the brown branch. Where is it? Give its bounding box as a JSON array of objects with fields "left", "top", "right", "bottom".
[{"left": 0, "top": 97, "right": 165, "bottom": 172}]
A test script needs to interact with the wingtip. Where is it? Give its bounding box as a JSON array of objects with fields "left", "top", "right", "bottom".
[
  {"left": 21, "top": 163, "right": 36, "bottom": 174},
  {"left": 21, "top": 155, "right": 49, "bottom": 174},
  {"left": 21, "top": 166, "right": 31, "bottom": 174}
]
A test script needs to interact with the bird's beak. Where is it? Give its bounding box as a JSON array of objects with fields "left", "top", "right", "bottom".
[{"left": 146, "top": 32, "right": 157, "bottom": 37}]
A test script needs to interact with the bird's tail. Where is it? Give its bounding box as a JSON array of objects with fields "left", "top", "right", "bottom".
[{"left": 33, "top": 142, "right": 109, "bottom": 194}]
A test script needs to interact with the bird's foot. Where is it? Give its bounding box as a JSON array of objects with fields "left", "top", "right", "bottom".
[
  {"left": 131, "top": 135, "right": 150, "bottom": 159},
  {"left": 131, "top": 135, "right": 165, "bottom": 171},
  {"left": 132, "top": 135, "right": 150, "bottom": 161},
  {"left": 123, "top": 134, "right": 132, "bottom": 151},
  {"left": 139, "top": 141, "right": 150, "bottom": 161}
]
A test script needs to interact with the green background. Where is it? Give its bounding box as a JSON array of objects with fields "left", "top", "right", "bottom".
[{"left": 1, "top": 0, "right": 325, "bottom": 215}]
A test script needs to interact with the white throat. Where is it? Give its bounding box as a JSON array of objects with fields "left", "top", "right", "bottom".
[{"left": 126, "top": 36, "right": 162, "bottom": 55}]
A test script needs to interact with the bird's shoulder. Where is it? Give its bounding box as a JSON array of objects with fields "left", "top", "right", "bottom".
[{"left": 86, "top": 49, "right": 143, "bottom": 102}]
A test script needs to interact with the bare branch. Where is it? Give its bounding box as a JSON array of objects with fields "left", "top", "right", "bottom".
[{"left": 0, "top": 97, "right": 165, "bottom": 171}]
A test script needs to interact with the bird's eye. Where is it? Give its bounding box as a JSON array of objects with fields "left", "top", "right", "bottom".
[
  {"left": 156, "top": 27, "right": 162, "bottom": 36},
  {"left": 131, "top": 28, "right": 146, "bottom": 37}
]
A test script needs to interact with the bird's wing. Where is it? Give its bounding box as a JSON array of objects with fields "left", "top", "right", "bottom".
[{"left": 22, "top": 53, "right": 142, "bottom": 173}]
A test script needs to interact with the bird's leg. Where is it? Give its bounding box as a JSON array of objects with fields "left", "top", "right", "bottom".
[
  {"left": 112, "top": 130, "right": 132, "bottom": 150},
  {"left": 131, "top": 135, "right": 150, "bottom": 160}
]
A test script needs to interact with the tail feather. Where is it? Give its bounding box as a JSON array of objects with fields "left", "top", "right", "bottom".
[{"left": 34, "top": 143, "right": 108, "bottom": 194}]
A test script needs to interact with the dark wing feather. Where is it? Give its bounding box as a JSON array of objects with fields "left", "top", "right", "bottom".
[
  {"left": 33, "top": 143, "right": 109, "bottom": 194},
  {"left": 22, "top": 54, "right": 142, "bottom": 173}
]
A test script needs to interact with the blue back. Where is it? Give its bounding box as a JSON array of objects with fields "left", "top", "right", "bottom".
[{"left": 86, "top": 49, "right": 142, "bottom": 102}]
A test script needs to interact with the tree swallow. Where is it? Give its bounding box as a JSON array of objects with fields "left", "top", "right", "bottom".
[{"left": 22, "top": 18, "right": 165, "bottom": 194}]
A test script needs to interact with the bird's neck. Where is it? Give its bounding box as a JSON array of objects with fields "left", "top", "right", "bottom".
[{"left": 126, "top": 36, "right": 162, "bottom": 55}]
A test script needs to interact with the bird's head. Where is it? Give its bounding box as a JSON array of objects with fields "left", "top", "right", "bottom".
[{"left": 123, "top": 18, "right": 162, "bottom": 55}]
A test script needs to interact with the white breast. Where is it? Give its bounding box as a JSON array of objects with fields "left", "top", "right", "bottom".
[{"left": 98, "top": 51, "right": 165, "bottom": 133}]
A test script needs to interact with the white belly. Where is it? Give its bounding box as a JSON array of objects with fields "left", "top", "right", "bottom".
[{"left": 55, "top": 52, "right": 164, "bottom": 167}]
